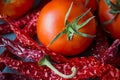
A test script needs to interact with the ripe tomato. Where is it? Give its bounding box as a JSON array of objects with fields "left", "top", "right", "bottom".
[
  {"left": 74, "top": 0, "right": 98, "bottom": 13},
  {"left": 0, "top": 0, "right": 34, "bottom": 19},
  {"left": 99, "top": 0, "right": 120, "bottom": 39},
  {"left": 37, "top": 0, "right": 96, "bottom": 56}
]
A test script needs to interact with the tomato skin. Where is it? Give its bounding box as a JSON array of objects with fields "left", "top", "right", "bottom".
[
  {"left": 99, "top": 0, "right": 120, "bottom": 39},
  {"left": 74, "top": 0, "right": 98, "bottom": 13},
  {"left": 37, "top": 0, "right": 96, "bottom": 56},
  {"left": 0, "top": 0, "right": 34, "bottom": 19}
]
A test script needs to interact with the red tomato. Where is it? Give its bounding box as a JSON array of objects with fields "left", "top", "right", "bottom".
[
  {"left": 74, "top": 0, "right": 98, "bottom": 13},
  {"left": 99, "top": 0, "right": 120, "bottom": 39},
  {"left": 37, "top": 0, "right": 96, "bottom": 56},
  {"left": 0, "top": 0, "right": 34, "bottom": 19}
]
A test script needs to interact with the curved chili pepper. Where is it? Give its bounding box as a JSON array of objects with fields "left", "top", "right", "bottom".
[
  {"left": 2, "top": 17, "right": 68, "bottom": 63},
  {"left": 0, "top": 71, "right": 4, "bottom": 80},
  {"left": 91, "top": 27, "right": 120, "bottom": 67},
  {"left": 0, "top": 36, "right": 76, "bottom": 79},
  {"left": 0, "top": 9, "right": 38, "bottom": 35},
  {"left": 0, "top": 72, "right": 34, "bottom": 80},
  {"left": 0, "top": 56, "right": 119, "bottom": 80},
  {"left": 0, "top": 23, "right": 11, "bottom": 35}
]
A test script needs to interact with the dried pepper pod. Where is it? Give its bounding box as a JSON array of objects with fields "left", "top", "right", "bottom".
[
  {"left": 101, "top": 39, "right": 120, "bottom": 63},
  {"left": 0, "top": 72, "right": 34, "bottom": 80},
  {"left": 0, "top": 23, "right": 11, "bottom": 35},
  {"left": 0, "top": 72, "right": 4, "bottom": 80},
  {"left": 0, "top": 56, "right": 119, "bottom": 80},
  {"left": 21, "top": 12, "right": 39, "bottom": 37},
  {"left": 0, "top": 36, "right": 76, "bottom": 79},
  {"left": 4, "top": 17, "right": 68, "bottom": 63},
  {"left": 0, "top": 10, "right": 38, "bottom": 35},
  {"left": 0, "top": 63, "right": 5, "bottom": 72},
  {"left": 91, "top": 27, "right": 120, "bottom": 67},
  {"left": 0, "top": 36, "right": 45, "bottom": 61},
  {"left": 91, "top": 27, "right": 109, "bottom": 59}
]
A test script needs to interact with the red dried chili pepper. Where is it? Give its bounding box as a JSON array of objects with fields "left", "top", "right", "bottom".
[
  {"left": 0, "top": 71, "right": 4, "bottom": 80},
  {"left": 0, "top": 23, "right": 11, "bottom": 34},
  {"left": 21, "top": 12, "right": 39, "bottom": 37},
  {"left": 0, "top": 72, "right": 34, "bottom": 80},
  {"left": 3, "top": 18, "right": 68, "bottom": 63},
  {"left": 0, "top": 9, "right": 39, "bottom": 35},
  {"left": 111, "top": 54, "right": 120, "bottom": 67},
  {"left": 101, "top": 39, "right": 120, "bottom": 63},
  {"left": 91, "top": 27, "right": 109, "bottom": 59},
  {"left": 0, "top": 56, "right": 119, "bottom": 80},
  {"left": 0, "top": 36, "right": 44, "bottom": 61},
  {"left": 91, "top": 27, "right": 120, "bottom": 67},
  {"left": 0, "top": 63, "right": 5, "bottom": 72},
  {"left": 0, "top": 36, "right": 75, "bottom": 79}
]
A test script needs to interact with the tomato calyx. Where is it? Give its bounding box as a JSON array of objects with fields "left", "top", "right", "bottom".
[
  {"left": 48, "top": 2, "right": 95, "bottom": 46},
  {"left": 105, "top": 0, "right": 120, "bottom": 14},
  {"left": 102, "top": 0, "right": 120, "bottom": 25},
  {"left": 39, "top": 55, "right": 77, "bottom": 79},
  {"left": 85, "top": 0, "right": 89, "bottom": 6},
  {"left": 3, "top": 0, "right": 11, "bottom": 3}
]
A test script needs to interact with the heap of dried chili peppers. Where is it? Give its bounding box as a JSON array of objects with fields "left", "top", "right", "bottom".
[{"left": 0, "top": 1, "right": 120, "bottom": 80}]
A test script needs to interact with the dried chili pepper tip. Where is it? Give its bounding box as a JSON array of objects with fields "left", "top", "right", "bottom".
[{"left": 39, "top": 55, "right": 77, "bottom": 79}]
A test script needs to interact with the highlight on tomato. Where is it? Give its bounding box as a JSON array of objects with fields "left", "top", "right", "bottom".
[
  {"left": 0, "top": 0, "right": 34, "bottom": 19},
  {"left": 37, "top": 0, "right": 96, "bottom": 56},
  {"left": 99, "top": 0, "right": 120, "bottom": 39}
]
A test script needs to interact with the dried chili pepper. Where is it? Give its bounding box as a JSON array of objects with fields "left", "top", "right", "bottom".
[
  {"left": 3, "top": 18, "right": 68, "bottom": 63},
  {"left": 0, "top": 9, "right": 39, "bottom": 35},
  {"left": 91, "top": 27, "right": 120, "bottom": 67},
  {"left": 0, "top": 63, "right": 5, "bottom": 72},
  {"left": 101, "top": 39, "right": 120, "bottom": 63},
  {"left": 0, "top": 23, "right": 11, "bottom": 34},
  {"left": 91, "top": 27, "right": 109, "bottom": 59},
  {"left": 0, "top": 72, "right": 4, "bottom": 80},
  {"left": 0, "top": 36, "right": 44, "bottom": 61},
  {"left": 21, "top": 12, "right": 39, "bottom": 37},
  {"left": 0, "top": 56, "right": 119, "bottom": 80},
  {"left": 0, "top": 36, "right": 76, "bottom": 79},
  {"left": 0, "top": 72, "right": 34, "bottom": 80},
  {"left": 111, "top": 53, "right": 120, "bottom": 67}
]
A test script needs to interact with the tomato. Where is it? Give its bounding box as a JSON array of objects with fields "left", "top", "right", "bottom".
[
  {"left": 74, "top": 0, "right": 98, "bottom": 13},
  {"left": 37, "top": 0, "right": 96, "bottom": 56},
  {"left": 0, "top": 0, "right": 34, "bottom": 19},
  {"left": 99, "top": 0, "right": 120, "bottom": 39}
]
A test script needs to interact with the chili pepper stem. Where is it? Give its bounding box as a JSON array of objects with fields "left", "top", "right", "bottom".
[{"left": 39, "top": 56, "right": 77, "bottom": 79}]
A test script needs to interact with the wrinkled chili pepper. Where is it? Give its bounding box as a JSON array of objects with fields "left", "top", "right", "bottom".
[
  {"left": 2, "top": 18, "right": 68, "bottom": 63},
  {"left": 0, "top": 56, "right": 119, "bottom": 80},
  {"left": 0, "top": 10, "right": 39, "bottom": 35},
  {"left": 21, "top": 12, "right": 39, "bottom": 37},
  {"left": 91, "top": 27, "right": 120, "bottom": 67},
  {"left": 101, "top": 39, "right": 120, "bottom": 63},
  {"left": 0, "top": 23, "right": 11, "bottom": 35},
  {"left": 0, "top": 72, "right": 4, "bottom": 80},
  {"left": 91, "top": 27, "right": 109, "bottom": 59},
  {"left": 0, "top": 63, "right": 5, "bottom": 72},
  {"left": 0, "top": 72, "right": 34, "bottom": 80},
  {"left": 0, "top": 36, "right": 44, "bottom": 62},
  {"left": 0, "top": 36, "right": 76, "bottom": 79}
]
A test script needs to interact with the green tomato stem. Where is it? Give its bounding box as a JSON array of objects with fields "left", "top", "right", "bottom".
[
  {"left": 48, "top": 2, "right": 95, "bottom": 47},
  {"left": 4, "top": 0, "right": 11, "bottom": 3},
  {"left": 39, "top": 56, "right": 77, "bottom": 79}
]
